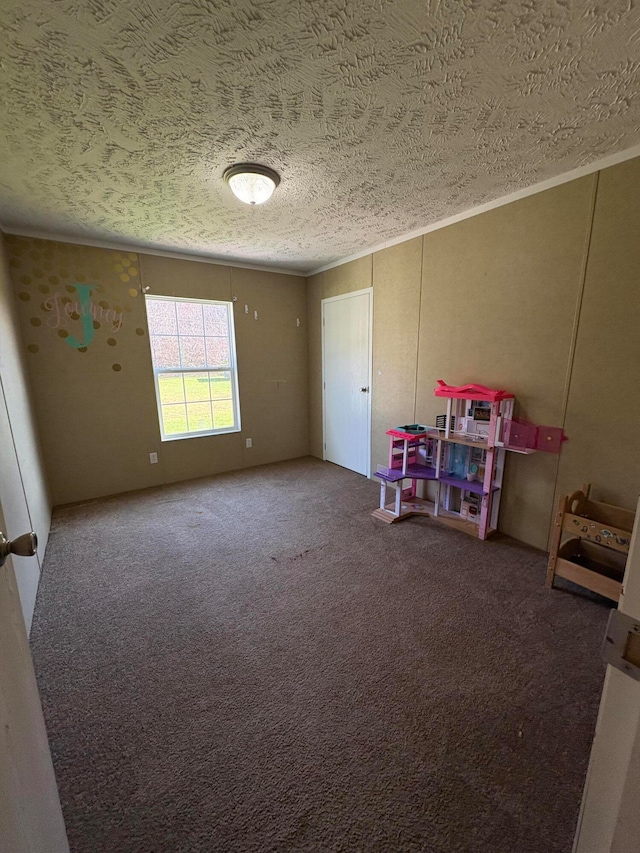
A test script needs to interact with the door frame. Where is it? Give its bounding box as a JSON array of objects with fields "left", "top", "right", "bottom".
[
  {"left": 321, "top": 288, "right": 373, "bottom": 478},
  {"left": 573, "top": 495, "right": 640, "bottom": 852}
]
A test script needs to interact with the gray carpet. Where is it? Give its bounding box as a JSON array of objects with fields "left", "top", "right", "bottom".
[{"left": 30, "top": 457, "right": 610, "bottom": 853}]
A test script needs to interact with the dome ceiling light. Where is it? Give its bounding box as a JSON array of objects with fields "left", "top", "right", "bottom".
[{"left": 223, "top": 163, "right": 280, "bottom": 205}]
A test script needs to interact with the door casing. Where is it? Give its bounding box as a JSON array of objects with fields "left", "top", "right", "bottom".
[{"left": 321, "top": 288, "right": 373, "bottom": 478}]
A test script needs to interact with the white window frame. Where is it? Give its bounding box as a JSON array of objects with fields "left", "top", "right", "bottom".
[{"left": 145, "top": 295, "right": 241, "bottom": 442}]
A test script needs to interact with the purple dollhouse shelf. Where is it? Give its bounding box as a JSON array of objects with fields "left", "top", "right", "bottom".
[
  {"left": 374, "top": 468, "right": 406, "bottom": 483},
  {"left": 375, "top": 466, "right": 495, "bottom": 494},
  {"left": 375, "top": 464, "right": 437, "bottom": 482},
  {"left": 404, "top": 464, "right": 438, "bottom": 480},
  {"left": 438, "top": 475, "right": 499, "bottom": 495}
]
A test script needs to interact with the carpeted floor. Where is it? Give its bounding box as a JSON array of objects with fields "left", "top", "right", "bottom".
[{"left": 31, "top": 457, "right": 610, "bottom": 853}]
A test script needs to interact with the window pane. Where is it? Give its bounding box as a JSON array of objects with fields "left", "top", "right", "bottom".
[
  {"left": 146, "top": 296, "right": 240, "bottom": 440},
  {"left": 162, "top": 404, "right": 187, "bottom": 435},
  {"left": 209, "top": 371, "right": 232, "bottom": 400},
  {"left": 147, "top": 299, "right": 177, "bottom": 335},
  {"left": 158, "top": 373, "right": 185, "bottom": 404},
  {"left": 203, "top": 303, "right": 228, "bottom": 336},
  {"left": 176, "top": 301, "right": 204, "bottom": 336},
  {"left": 213, "top": 399, "right": 234, "bottom": 429},
  {"left": 179, "top": 336, "right": 206, "bottom": 368},
  {"left": 187, "top": 402, "right": 213, "bottom": 432},
  {"left": 183, "top": 372, "right": 210, "bottom": 402},
  {"left": 151, "top": 336, "right": 180, "bottom": 368},
  {"left": 205, "top": 336, "right": 230, "bottom": 367}
]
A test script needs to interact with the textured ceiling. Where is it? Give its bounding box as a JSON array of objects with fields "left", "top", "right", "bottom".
[{"left": 1, "top": 0, "right": 640, "bottom": 272}]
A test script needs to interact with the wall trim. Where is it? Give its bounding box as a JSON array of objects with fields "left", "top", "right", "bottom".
[
  {"left": 307, "top": 142, "right": 640, "bottom": 277},
  {"left": 0, "top": 227, "right": 307, "bottom": 278},
  {"left": 5, "top": 142, "right": 640, "bottom": 281}
]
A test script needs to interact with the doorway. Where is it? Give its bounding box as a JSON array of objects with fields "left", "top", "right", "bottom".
[
  {"left": 0, "top": 375, "right": 40, "bottom": 630},
  {"left": 322, "top": 288, "right": 372, "bottom": 477}
]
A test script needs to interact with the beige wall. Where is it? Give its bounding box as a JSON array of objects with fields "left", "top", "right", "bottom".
[
  {"left": 0, "top": 232, "right": 51, "bottom": 627},
  {"left": 555, "top": 158, "right": 640, "bottom": 512},
  {"left": 372, "top": 239, "right": 422, "bottom": 471},
  {"left": 308, "top": 158, "right": 640, "bottom": 550},
  {"left": 5, "top": 157, "right": 640, "bottom": 549},
  {"left": 5, "top": 238, "right": 308, "bottom": 505},
  {"left": 417, "top": 177, "right": 596, "bottom": 547}
]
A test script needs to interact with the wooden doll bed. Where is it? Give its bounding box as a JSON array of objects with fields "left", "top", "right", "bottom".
[{"left": 546, "top": 483, "right": 635, "bottom": 603}]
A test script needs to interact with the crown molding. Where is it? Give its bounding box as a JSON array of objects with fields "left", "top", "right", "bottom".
[
  {"left": 307, "top": 142, "right": 640, "bottom": 277},
  {"left": 4, "top": 141, "right": 640, "bottom": 281},
  {"left": 0, "top": 226, "right": 307, "bottom": 278}
]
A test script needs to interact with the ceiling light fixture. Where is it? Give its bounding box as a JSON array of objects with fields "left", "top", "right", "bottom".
[{"left": 223, "top": 163, "right": 280, "bottom": 205}]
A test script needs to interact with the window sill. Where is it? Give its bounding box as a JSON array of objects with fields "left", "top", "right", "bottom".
[{"left": 160, "top": 426, "right": 241, "bottom": 442}]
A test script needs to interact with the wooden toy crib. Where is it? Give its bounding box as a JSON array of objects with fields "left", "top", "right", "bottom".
[{"left": 546, "top": 483, "right": 635, "bottom": 603}]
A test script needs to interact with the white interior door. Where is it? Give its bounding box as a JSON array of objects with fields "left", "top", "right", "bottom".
[
  {"left": 0, "top": 500, "right": 69, "bottom": 853},
  {"left": 573, "top": 496, "right": 640, "bottom": 853},
  {"left": 0, "top": 376, "right": 40, "bottom": 631},
  {"left": 322, "top": 289, "right": 372, "bottom": 477}
]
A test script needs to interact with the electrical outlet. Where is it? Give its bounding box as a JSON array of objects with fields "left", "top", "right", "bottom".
[
  {"left": 245, "top": 438, "right": 252, "bottom": 448},
  {"left": 149, "top": 452, "right": 158, "bottom": 464}
]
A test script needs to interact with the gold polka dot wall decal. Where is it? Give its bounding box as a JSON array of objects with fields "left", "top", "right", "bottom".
[
  {"left": 128, "top": 288, "right": 138, "bottom": 297},
  {"left": 129, "top": 267, "right": 138, "bottom": 276},
  {"left": 19, "top": 292, "right": 30, "bottom": 301},
  {"left": 61, "top": 297, "right": 71, "bottom": 305},
  {"left": 78, "top": 347, "right": 87, "bottom": 353},
  {"left": 135, "top": 327, "right": 145, "bottom": 336},
  {"left": 27, "top": 344, "right": 39, "bottom": 353},
  {"left": 114, "top": 263, "right": 123, "bottom": 273},
  {"left": 93, "top": 320, "right": 100, "bottom": 329},
  {"left": 30, "top": 317, "right": 42, "bottom": 327},
  {"left": 76, "top": 273, "right": 86, "bottom": 282},
  {"left": 33, "top": 268, "right": 44, "bottom": 278},
  {"left": 128, "top": 253, "right": 137, "bottom": 260},
  {"left": 122, "top": 258, "right": 131, "bottom": 267},
  {"left": 114, "top": 304, "right": 122, "bottom": 312},
  {"left": 123, "top": 304, "right": 132, "bottom": 312},
  {"left": 107, "top": 338, "right": 117, "bottom": 346},
  {"left": 99, "top": 300, "right": 109, "bottom": 309},
  {"left": 20, "top": 275, "right": 32, "bottom": 285},
  {"left": 38, "top": 284, "right": 50, "bottom": 294},
  {"left": 65, "top": 284, "right": 76, "bottom": 293},
  {"left": 49, "top": 275, "right": 59, "bottom": 285},
  {"left": 58, "top": 329, "right": 69, "bottom": 339},
  {"left": 120, "top": 274, "right": 130, "bottom": 283},
  {"left": 112, "top": 363, "right": 122, "bottom": 372}
]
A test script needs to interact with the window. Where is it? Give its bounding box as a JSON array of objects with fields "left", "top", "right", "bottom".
[{"left": 145, "top": 295, "right": 241, "bottom": 441}]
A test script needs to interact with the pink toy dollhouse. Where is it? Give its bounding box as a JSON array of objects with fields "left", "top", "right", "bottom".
[{"left": 373, "top": 381, "right": 566, "bottom": 540}]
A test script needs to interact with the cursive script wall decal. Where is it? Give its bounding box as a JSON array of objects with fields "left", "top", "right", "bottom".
[{"left": 43, "top": 285, "right": 125, "bottom": 348}]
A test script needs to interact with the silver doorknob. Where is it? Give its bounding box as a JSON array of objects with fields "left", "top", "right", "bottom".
[
  {"left": 0, "top": 531, "right": 38, "bottom": 567},
  {"left": 360, "top": 386, "right": 369, "bottom": 393}
]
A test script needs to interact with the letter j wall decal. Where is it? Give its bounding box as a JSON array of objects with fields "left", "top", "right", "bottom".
[{"left": 65, "top": 284, "right": 96, "bottom": 349}]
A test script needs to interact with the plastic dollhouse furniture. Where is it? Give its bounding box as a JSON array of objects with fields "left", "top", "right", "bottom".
[
  {"left": 546, "top": 483, "right": 635, "bottom": 602},
  {"left": 373, "top": 380, "right": 566, "bottom": 541}
]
